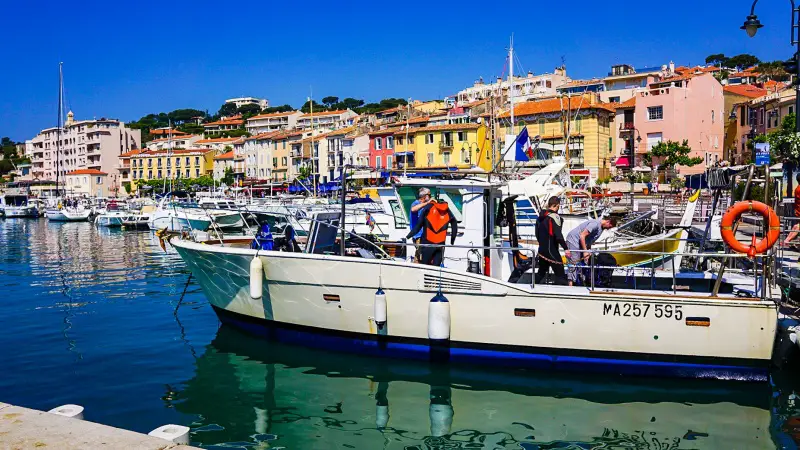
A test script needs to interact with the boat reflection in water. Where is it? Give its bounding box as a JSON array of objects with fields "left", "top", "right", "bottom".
[{"left": 170, "top": 326, "right": 784, "bottom": 449}]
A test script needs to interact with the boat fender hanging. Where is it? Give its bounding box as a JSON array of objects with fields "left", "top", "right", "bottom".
[
  {"left": 250, "top": 256, "right": 263, "bottom": 299},
  {"left": 374, "top": 288, "right": 387, "bottom": 329},
  {"left": 720, "top": 200, "right": 780, "bottom": 258},
  {"left": 428, "top": 292, "right": 450, "bottom": 340}
]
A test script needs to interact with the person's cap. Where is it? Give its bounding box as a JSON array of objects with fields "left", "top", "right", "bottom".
[{"left": 418, "top": 188, "right": 430, "bottom": 198}]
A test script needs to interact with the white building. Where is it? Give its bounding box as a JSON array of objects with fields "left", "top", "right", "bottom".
[
  {"left": 225, "top": 97, "right": 269, "bottom": 109},
  {"left": 194, "top": 137, "right": 241, "bottom": 152},
  {"left": 243, "top": 131, "right": 283, "bottom": 180},
  {"left": 455, "top": 67, "right": 570, "bottom": 105},
  {"left": 65, "top": 169, "right": 111, "bottom": 197},
  {"left": 296, "top": 109, "right": 358, "bottom": 130},
  {"left": 26, "top": 111, "right": 141, "bottom": 184},
  {"left": 145, "top": 134, "right": 202, "bottom": 151},
  {"left": 245, "top": 111, "right": 302, "bottom": 134}
]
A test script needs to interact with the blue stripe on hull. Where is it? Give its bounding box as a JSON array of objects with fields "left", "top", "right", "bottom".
[{"left": 213, "top": 306, "right": 768, "bottom": 382}]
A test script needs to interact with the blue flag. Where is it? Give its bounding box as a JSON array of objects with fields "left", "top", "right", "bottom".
[{"left": 514, "top": 127, "right": 532, "bottom": 162}]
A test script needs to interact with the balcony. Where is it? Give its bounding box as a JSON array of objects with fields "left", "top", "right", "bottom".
[
  {"left": 619, "top": 122, "right": 635, "bottom": 132},
  {"left": 439, "top": 141, "right": 454, "bottom": 150}
]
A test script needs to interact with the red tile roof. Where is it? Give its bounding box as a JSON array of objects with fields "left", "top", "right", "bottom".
[
  {"left": 498, "top": 95, "right": 615, "bottom": 118},
  {"left": 66, "top": 169, "right": 107, "bottom": 176},
  {"left": 723, "top": 84, "right": 768, "bottom": 99},
  {"left": 204, "top": 116, "right": 244, "bottom": 127},
  {"left": 247, "top": 111, "right": 298, "bottom": 120},
  {"left": 119, "top": 149, "right": 145, "bottom": 158},
  {"left": 215, "top": 151, "right": 234, "bottom": 160},
  {"left": 615, "top": 97, "right": 637, "bottom": 109}
]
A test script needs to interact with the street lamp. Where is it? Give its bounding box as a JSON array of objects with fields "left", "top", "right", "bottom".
[{"left": 741, "top": 14, "right": 764, "bottom": 37}]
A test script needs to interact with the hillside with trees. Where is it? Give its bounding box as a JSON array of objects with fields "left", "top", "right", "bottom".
[{"left": 0, "top": 137, "right": 30, "bottom": 179}]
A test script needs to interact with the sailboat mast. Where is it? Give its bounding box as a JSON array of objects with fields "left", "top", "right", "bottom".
[
  {"left": 509, "top": 35, "right": 514, "bottom": 134},
  {"left": 56, "top": 62, "right": 64, "bottom": 199}
]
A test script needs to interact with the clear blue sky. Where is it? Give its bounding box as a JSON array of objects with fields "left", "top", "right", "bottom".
[{"left": 0, "top": 0, "right": 793, "bottom": 141}]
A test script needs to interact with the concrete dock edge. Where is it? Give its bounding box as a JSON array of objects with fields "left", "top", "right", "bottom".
[{"left": 0, "top": 402, "right": 201, "bottom": 449}]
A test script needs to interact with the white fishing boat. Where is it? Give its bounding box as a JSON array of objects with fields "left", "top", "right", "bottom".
[
  {"left": 94, "top": 201, "right": 129, "bottom": 228},
  {"left": 148, "top": 192, "right": 212, "bottom": 232},
  {"left": 171, "top": 176, "right": 785, "bottom": 381},
  {"left": 1, "top": 192, "right": 39, "bottom": 218},
  {"left": 45, "top": 201, "right": 91, "bottom": 222}
]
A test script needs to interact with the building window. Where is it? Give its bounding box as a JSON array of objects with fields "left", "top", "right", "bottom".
[
  {"left": 427, "top": 153, "right": 434, "bottom": 166},
  {"left": 186, "top": 157, "right": 190, "bottom": 166},
  {"left": 176, "top": 158, "right": 181, "bottom": 167},
  {"left": 157, "top": 170, "right": 162, "bottom": 178},
  {"left": 740, "top": 106, "right": 746, "bottom": 126},
  {"left": 575, "top": 116, "right": 582, "bottom": 133},
  {"left": 711, "top": 110, "right": 715, "bottom": 124},
  {"left": 375, "top": 138, "right": 382, "bottom": 150},
  {"left": 426, "top": 134, "right": 434, "bottom": 144},
  {"left": 647, "top": 106, "right": 663, "bottom": 121},
  {"left": 148, "top": 170, "right": 152, "bottom": 179},
  {"left": 408, "top": 135, "right": 415, "bottom": 144},
  {"left": 397, "top": 137, "right": 404, "bottom": 146},
  {"left": 461, "top": 149, "right": 468, "bottom": 163},
  {"left": 609, "top": 96, "right": 620, "bottom": 103},
  {"left": 376, "top": 156, "right": 381, "bottom": 169},
  {"left": 96, "top": 177, "right": 102, "bottom": 184},
  {"left": 195, "top": 157, "right": 200, "bottom": 166},
  {"left": 148, "top": 159, "right": 152, "bottom": 168},
  {"left": 443, "top": 152, "right": 451, "bottom": 165},
  {"left": 442, "top": 132, "right": 453, "bottom": 146},
  {"left": 186, "top": 169, "right": 190, "bottom": 178},
  {"left": 158, "top": 159, "right": 162, "bottom": 167},
  {"left": 387, "top": 136, "right": 394, "bottom": 149},
  {"left": 538, "top": 119, "right": 545, "bottom": 135},
  {"left": 457, "top": 131, "right": 466, "bottom": 142},
  {"left": 282, "top": 157, "right": 287, "bottom": 166},
  {"left": 791, "top": 106, "right": 795, "bottom": 115},
  {"left": 386, "top": 155, "right": 392, "bottom": 169},
  {"left": 196, "top": 169, "right": 200, "bottom": 177}
]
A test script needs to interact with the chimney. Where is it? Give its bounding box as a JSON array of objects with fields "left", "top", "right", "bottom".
[
  {"left": 527, "top": 71, "right": 533, "bottom": 78},
  {"left": 496, "top": 76, "right": 502, "bottom": 84},
  {"left": 669, "top": 61, "right": 675, "bottom": 74}
]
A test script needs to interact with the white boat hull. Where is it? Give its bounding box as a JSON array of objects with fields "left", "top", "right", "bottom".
[
  {"left": 46, "top": 208, "right": 91, "bottom": 222},
  {"left": 4, "top": 206, "right": 39, "bottom": 218},
  {"left": 173, "top": 239, "right": 778, "bottom": 381}
]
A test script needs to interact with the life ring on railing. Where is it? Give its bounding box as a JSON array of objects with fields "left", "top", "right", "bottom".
[{"left": 720, "top": 200, "right": 780, "bottom": 258}]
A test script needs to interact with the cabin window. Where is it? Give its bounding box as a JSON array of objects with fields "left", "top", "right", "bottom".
[{"left": 389, "top": 200, "right": 408, "bottom": 228}]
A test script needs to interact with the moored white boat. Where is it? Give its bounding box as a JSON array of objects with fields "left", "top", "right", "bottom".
[
  {"left": 1, "top": 193, "right": 39, "bottom": 218},
  {"left": 46, "top": 206, "right": 91, "bottom": 222},
  {"left": 172, "top": 177, "right": 784, "bottom": 381}
]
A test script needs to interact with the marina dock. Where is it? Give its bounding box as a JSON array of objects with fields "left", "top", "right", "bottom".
[{"left": 0, "top": 403, "right": 200, "bottom": 450}]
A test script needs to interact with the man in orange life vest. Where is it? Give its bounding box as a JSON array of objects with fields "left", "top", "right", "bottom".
[{"left": 406, "top": 199, "right": 458, "bottom": 266}]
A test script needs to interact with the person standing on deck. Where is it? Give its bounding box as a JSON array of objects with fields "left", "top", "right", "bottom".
[
  {"left": 409, "top": 188, "right": 432, "bottom": 261},
  {"left": 406, "top": 199, "right": 458, "bottom": 266},
  {"left": 535, "top": 196, "right": 571, "bottom": 285},
  {"left": 565, "top": 217, "right": 617, "bottom": 286}
]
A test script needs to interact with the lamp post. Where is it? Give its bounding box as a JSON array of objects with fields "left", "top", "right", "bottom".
[{"left": 743, "top": 0, "right": 800, "bottom": 194}]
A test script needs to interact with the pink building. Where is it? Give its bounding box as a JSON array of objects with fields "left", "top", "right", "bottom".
[
  {"left": 629, "top": 72, "right": 724, "bottom": 176},
  {"left": 368, "top": 128, "right": 397, "bottom": 170}
]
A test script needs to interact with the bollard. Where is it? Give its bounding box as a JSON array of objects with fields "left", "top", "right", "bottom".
[
  {"left": 47, "top": 404, "right": 84, "bottom": 420},
  {"left": 148, "top": 424, "right": 190, "bottom": 445}
]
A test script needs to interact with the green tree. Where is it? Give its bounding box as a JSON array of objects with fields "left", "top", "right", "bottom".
[
  {"left": 322, "top": 96, "right": 339, "bottom": 107},
  {"left": 217, "top": 102, "right": 238, "bottom": 118},
  {"left": 650, "top": 140, "right": 703, "bottom": 181},
  {"left": 705, "top": 53, "right": 728, "bottom": 67},
  {"left": 340, "top": 98, "right": 365, "bottom": 110},
  {"left": 298, "top": 165, "right": 311, "bottom": 180},
  {"left": 262, "top": 104, "right": 294, "bottom": 114},
  {"left": 726, "top": 54, "right": 760, "bottom": 69},
  {"left": 300, "top": 100, "right": 326, "bottom": 113},
  {"left": 221, "top": 167, "right": 235, "bottom": 185},
  {"left": 237, "top": 104, "right": 261, "bottom": 118}
]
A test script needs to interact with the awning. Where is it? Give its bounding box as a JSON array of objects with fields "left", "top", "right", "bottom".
[
  {"left": 614, "top": 156, "right": 630, "bottom": 167},
  {"left": 394, "top": 152, "right": 415, "bottom": 157}
]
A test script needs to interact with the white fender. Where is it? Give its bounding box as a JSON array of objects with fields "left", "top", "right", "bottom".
[
  {"left": 428, "top": 293, "right": 450, "bottom": 340},
  {"left": 250, "top": 256, "right": 263, "bottom": 299},
  {"left": 374, "top": 288, "right": 387, "bottom": 329}
]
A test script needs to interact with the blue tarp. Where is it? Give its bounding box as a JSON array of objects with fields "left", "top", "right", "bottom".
[{"left": 684, "top": 173, "right": 708, "bottom": 189}]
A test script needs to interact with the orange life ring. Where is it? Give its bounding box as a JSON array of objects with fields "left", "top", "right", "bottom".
[{"left": 720, "top": 200, "right": 780, "bottom": 258}]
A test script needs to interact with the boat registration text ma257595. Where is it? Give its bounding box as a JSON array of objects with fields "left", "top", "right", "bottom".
[{"left": 602, "top": 302, "right": 684, "bottom": 320}]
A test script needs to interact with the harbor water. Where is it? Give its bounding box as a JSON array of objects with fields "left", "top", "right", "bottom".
[{"left": 2, "top": 218, "right": 800, "bottom": 449}]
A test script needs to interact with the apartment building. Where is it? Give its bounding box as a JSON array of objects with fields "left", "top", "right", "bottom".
[
  {"left": 127, "top": 148, "right": 215, "bottom": 183},
  {"left": 225, "top": 97, "right": 269, "bottom": 109},
  {"left": 723, "top": 84, "right": 768, "bottom": 165},
  {"left": 26, "top": 111, "right": 141, "bottom": 184},
  {"left": 400, "top": 123, "right": 490, "bottom": 171},
  {"left": 633, "top": 72, "right": 725, "bottom": 175},
  {"left": 64, "top": 169, "right": 111, "bottom": 198},
  {"left": 455, "top": 68, "right": 569, "bottom": 105},
  {"left": 499, "top": 95, "right": 616, "bottom": 179},
  {"left": 296, "top": 109, "right": 358, "bottom": 130},
  {"left": 145, "top": 134, "right": 202, "bottom": 151},
  {"left": 271, "top": 130, "right": 303, "bottom": 182},
  {"left": 194, "top": 137, "right": 241, "bottom": 152},
  {"left": 243, "top": 131, "right": 282, "bottom": 180},
  {"left": 245, "top": 111, "right": 301, "bottom": 134},
  {"left": 213, "top": 150, "right": 235, "bottom": 181},
  {"left": 203, "top": 115, "right": 244, "bottom": 136}
]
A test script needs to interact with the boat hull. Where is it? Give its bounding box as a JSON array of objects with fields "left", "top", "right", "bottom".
[
  {"left": 46, "top": 209, "right": 91, "bottom": 222},
  {"left": 173, "top": 240, "right": 778, "bottom": 381},
  {"left": 4, "top": 206, "right": 39, "bottom": 218}
]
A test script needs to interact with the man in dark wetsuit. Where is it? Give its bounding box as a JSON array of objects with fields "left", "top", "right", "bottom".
[
  {"left": 535, "top": 196, "right": 570, "bottom": 285},
  {"left": 406, "top": 200, "right": 458, "bottom": 266}
]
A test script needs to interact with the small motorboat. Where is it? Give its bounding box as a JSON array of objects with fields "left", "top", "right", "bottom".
[{"left": 94, "top": 201, "right": 128, "bottom": 228}]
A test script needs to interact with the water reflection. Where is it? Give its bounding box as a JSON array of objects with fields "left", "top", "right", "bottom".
[{"left": 174, "top": 326, "right": 783, "bottom": 449}]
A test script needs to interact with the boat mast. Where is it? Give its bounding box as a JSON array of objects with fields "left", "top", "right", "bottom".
[
  {"left": 309, "top": 91, "right": 317, "bottom": 198},
  {"left": 404, "top": 98, "right": 411, "bottom": 177},
  {"left": 56, "top": 62, "right": 64, "bottom": 199},
  {"left": 509, "top": 35, "right": 515, "bottom": 135}
]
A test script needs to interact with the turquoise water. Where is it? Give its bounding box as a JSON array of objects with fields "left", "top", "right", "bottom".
[{"left": 1, "top": 217, "right": 800, "bottom": 449}]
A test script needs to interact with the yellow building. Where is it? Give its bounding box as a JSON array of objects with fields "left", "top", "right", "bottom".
[
  {"left": 127, "top": 148, "right": 215, "bottom": 188},
  {"left": 393, "top": 123, "right": 492, "bottom": 171},
  {"left": 499, "top": 95, "right": 616, "bottom": 178}
]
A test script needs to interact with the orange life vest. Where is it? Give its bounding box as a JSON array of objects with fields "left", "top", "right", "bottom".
[{"left": 424, "top": 201, "right": 452, "bottom": 244}]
